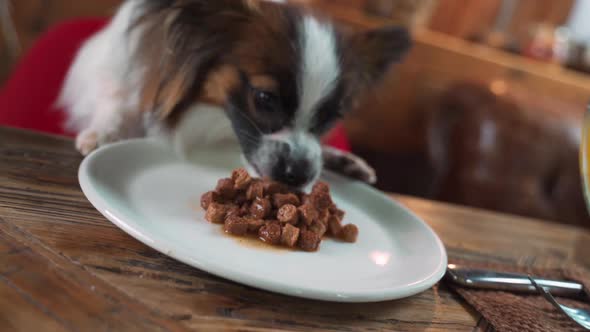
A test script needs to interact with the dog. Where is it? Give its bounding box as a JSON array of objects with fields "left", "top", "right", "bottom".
[{"left": 58, "top": 0, "right": 410, "bottom": 188}]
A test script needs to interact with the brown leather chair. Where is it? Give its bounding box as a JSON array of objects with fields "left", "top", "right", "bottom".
[{"left": 427, "top": 81, "right": 589, "bottom": 228}]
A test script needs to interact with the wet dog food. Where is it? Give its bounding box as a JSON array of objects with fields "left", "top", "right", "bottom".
[{"left": 200, "top": 168, "right": 358, "bottom": 251}]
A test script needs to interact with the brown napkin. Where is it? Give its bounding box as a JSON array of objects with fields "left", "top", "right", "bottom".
[{"left": 445, "top": 260, "right": 590, "bottom": 332}]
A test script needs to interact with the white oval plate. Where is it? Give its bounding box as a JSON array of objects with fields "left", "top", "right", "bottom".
[{"left": 78, "top": 139, "right": 447, "bottom": 302}]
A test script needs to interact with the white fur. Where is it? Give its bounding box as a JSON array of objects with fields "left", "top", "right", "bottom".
[
  {"left": 295, "top": 16, "right": 340, "bottom": 129},
  {"left": 58, "top": 0, "right": 147, "bottom": 154},
  {"left": 266, "top": 130, "right": 321, "bottom": 165},
  {"left": 58, "top": 0, "right": 238, "bottom": 156},
  {"left": 254, "top": 130, "right": 322, "bottom": 187},
  {"left": 251, "top": 15, "right": 340, "bottom": 185},
  {"left": 172, "top": 104, "right": 237, "bottom": 158}
]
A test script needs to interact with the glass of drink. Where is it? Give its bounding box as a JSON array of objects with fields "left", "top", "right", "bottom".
[{"left": 580, "top": 105, "right": 590, "bottom": 212}]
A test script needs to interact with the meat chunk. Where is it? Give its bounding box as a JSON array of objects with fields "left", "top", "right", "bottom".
[
  {"left": 277, "top": 204, "right": 298, "bottom": 224},
  {"left": 317, "top": 209, "right": 330, "bottom": 226},
  {"left": 205, "top": 202, "right": 228, "bottom": 224},
  {"left": 263, "top": 180, "right": 287, "bottom": 196},
  {"left": 232, "top": 168, "right": 252, "bottom": 190},
  {"left": 224, "top": 216, "right": 249, "bottom": 235},
  {"left": 234, "top": 192, "right": 248, "bottom": 205},
  {"left": 246, "top": 218, "right": 265, "bottom": 232},
  {"left": 200, "top": 168, "right": 352, "bottom": 252},
  {"left": 339, "top": 224, "right": 359, "bottom": 243},
  {"left": 327, "top": 215, "right": 343, "bottom": 236},
  {"left": 250, "top": 196, "right": 271, "bottom": 219},
  {"left": 311, "top": 191, "right": 332, "bottom": 210},
  {"left": 258, "top": 222, "right": 282, "bottom": 245},
  {"left": 239, "top": 203, "right": 250, "bottom": 217},
  {"left": 246, "top": 181, "right": 264, "bottom": 200},
  {"left": 329, "top": 205, "right": 345, "bottom": 221},
  {"left": 200, "top": 191, "right": 219, "bottom": 210},
  {"left": 311, "top": 182, "right": 332, "bottom": 210},
  {"left": 309, "top": 221, "right": 327, "bottom": 238},
  {"left": 298, "top": 230, "right": 321, "bottom": 252},
  {"left": 298, "top": 204, "right": 318, "bottom": 225},
  {"left": 272, "top": 193, "right": 300, "bottom": 208},
  {"left": 281, "top": 224, "right": 300, "bottom": 247},
  {"left": 216, "top": 178, "right": 237, "bottom": 199},
  {"left": 300, "top": 193, "right": 312, "bottom": 206},
  {"left": 312, "top": 181, "right": 330, "bottom": 194},
  {"left": 225, "top": 204, "right": 242, "bottom": 218}
]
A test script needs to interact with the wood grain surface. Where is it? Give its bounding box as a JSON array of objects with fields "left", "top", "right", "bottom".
[{"left": 1, "top": 126, "right": 589, "bottom": 331}]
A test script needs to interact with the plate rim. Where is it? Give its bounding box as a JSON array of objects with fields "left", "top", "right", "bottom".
[{"left": 78, "top": 138, "right": 448, "bottom": 302}]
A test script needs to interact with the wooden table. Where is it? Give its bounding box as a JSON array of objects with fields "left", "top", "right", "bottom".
[{"left": 1, "top": 126, "right": 589, "bottom": 332}]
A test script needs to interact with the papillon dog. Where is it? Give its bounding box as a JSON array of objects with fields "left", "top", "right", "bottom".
[{"left": 59, "top": 0, "right": 410, "bottom": 188}]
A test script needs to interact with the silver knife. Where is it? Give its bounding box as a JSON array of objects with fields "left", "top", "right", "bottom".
[{"left": 446, "top": 264, "right": 586, "bottom": 299}]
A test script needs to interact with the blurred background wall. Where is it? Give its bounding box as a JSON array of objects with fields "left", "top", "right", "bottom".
[
  {"left": 2, "top": 0, "right": 590, "bottom": 227},
  {"left": 0, "top": 0, "right": 120, "bottom": 82}
]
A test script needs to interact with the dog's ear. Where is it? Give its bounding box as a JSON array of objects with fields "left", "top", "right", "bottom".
[
  {"left": 341, "top": 26, "right": 411, "bottom": 89},
  {"left": 137, "top": 1, "right": 255, "bottom": 122}
]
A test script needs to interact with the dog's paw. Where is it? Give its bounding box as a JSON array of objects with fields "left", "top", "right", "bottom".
[
  {"left": 75, "top": 127, "right": 124, "bottom": 156},
  {"left": 322, "top": 147, "right": 377, "bottom": 184},
  {"left": 75, "top": 130, "right": 98, "bottom": 156}
]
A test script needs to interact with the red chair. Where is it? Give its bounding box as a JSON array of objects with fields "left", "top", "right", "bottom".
[
  {"left": 0, "top": 18, "right": 351, "bottom": 151},
  {"left": 0, "top": 18, "right": 107, "bottom": 136}
]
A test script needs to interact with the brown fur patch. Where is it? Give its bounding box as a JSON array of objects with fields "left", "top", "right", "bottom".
[
  {"left": 133, "top": 0, "right": 305, "bottom": 128},
  {"left": 200, "top": 65, "right": 241, "bottom": 105}
]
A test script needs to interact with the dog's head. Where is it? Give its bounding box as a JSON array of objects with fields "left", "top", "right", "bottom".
[{"left": 136, "top": 0, "right": 410, "bottom": 187}]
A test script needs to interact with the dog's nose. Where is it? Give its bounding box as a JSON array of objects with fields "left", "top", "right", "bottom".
[
  {"left": 271, "top": 143, "right": 313, "bottom": 187},
  {"left": 272, "top": 158, "right": 311, "bottom": 187}
]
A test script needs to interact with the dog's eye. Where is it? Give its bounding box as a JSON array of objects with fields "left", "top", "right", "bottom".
[{"left": 253, "top": 89, "right": 279, "bottom": 112}]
